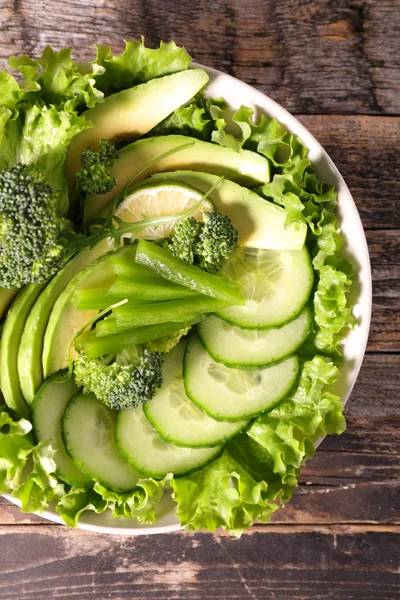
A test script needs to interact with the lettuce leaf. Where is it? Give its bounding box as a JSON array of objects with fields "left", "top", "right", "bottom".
[
  {"left": 0, "top": 411, "right": 32, "bottom": 492},
  {"left": 150, "top": 97, "right": 212, "bottom": 140},
  {"left": 93, "top": 38, "right": 192, "bottom": 95},
  {"left": 171, "top": 447, "right": 278, "bottom": 536},
  {"left": 56, "top": 486, "right": 108, "bottom": 528},
  {"left": 94, "top": 475, "right": 170, "bottom": 523},
  {"left": 0, "top": 55, "right": 93, "bottom": 214},
  {"left": 8, "top": 46, "right": 102, "bottom": 109},
  {"left": 0, "top": 411, "right": 64, "bottom": 512},
  {"left": 16, "top": 105, "right": 90, "bottom": 214},
  {"left": 12, "top": 441, "right": 64, "bottom": 513}
]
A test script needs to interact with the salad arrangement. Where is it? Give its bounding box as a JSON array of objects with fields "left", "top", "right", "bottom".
[{"left": 0, "top": 39, "right": 355, "bottom": 534}]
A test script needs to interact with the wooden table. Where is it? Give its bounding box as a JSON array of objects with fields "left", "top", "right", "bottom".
[{"left": 0, "top": 1, "right": 399, "bottom": 598}]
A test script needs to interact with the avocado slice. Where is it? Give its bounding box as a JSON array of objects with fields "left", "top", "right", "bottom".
[
  {"left": 42, "top": 247, "right": 116, "bottom": 378},
  {"left": 0, "top": 284, "right": 46, "bottom": 418},
  {"left": 150, "top": 171, "right": 307, "bottom": 250},
  {"left": 84, "top": 135, "right": 271, "bottom": 222},
  {"left": 18, "top": 240, "right": 112, "bottom": 404},
  {"left": 0, "top": 287, "right": 19, "bottom": 320},
  {"left": 65, "top": 69, "right": 209, "bottom": 184}
]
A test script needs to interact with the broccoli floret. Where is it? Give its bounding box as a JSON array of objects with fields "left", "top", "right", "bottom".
[
  {"left": 143, "top": 326, "right": 192, "bottom": 354},
  {"left": 169, "top": 217, "right": 203, "bottom": 263},
  {"left": 169, "top": 211, "right": 238, "bottom": 274},
  {"left": 195, "top": 212, "right": 239, "bottom": 273},
  {"left": 0, "top": 163, "right": 67, "bottom": 288},
  {"left": 74, "top": 350, "right": 163, "bottom": 410},
  {"left": 76, "top": 140, "right": 118, "bottom": 195}
]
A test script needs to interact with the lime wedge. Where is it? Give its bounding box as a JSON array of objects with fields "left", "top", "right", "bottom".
[{"left": 114, "top": 181, "right": 214, "bottom": 240}]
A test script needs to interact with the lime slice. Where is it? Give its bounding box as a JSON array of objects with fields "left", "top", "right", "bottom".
[{"left": 114, "top": 181, "right": 214, "bottom": 240}]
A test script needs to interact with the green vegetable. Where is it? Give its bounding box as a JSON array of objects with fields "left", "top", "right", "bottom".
[
  {"left": 112, "top": 296, "right": 229, "bottom": 329},
  {"left": 73, "top": 350, "right": 163, "bottom": 410},
  {"left": 92, "top": 39, "right": 192, "bottom": 95},
  {"left": 76, "top": 139, "right": 119, "bottom": 195},
  {"left": 169, "top": 211, "right": 238, "bottom": 274},
  {"left": 135, "top": 239, "right": 244, "bottom": 305},
  {"left": 108, "top": 274, "right": 198, "bottom": 300},
  {"left": 196, "top": 212, "right": 239, "bottom": 273},
  {"left": 0, "top": 164, "right": 70, "bottom": 288},
  {"left": 150, "top": 95, "right": 212, "bottom": 140},
  {"left": 76, "top": 320, "right": 199, "bottom": 359}
]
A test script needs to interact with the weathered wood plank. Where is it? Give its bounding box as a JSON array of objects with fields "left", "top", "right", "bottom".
[
  {"left": 0, "top": 526, "right": 398, "bottom": 600},
  {"left": 297, "top": 116, "right": 400, "bottom": 231},
  {"left": 0, "top": 0, "right": 399, "bottom": 115},
  {"left": 366, "top": 230, "right": 400, "bottom": 352}
]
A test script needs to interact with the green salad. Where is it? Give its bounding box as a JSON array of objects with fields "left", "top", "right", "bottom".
[{"left": 0, "top": 39, "right": 355, "bottom": 534}]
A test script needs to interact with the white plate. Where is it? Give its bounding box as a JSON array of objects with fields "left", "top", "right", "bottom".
[{"left": 4, "top": 64, "right": 372, "bottom": 535}]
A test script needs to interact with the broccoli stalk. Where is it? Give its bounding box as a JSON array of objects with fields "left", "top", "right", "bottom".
[
  {"left": 73, "top": 350, "right": 163, "bottom": 410},
  {"left": 75, "top": 140, "right": 119, "bottom": 195},
  {"left": 169, "top": 212, "right": 238, "bottom": 273}
]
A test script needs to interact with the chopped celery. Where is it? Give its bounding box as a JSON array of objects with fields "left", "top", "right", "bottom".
[
  {"left": 75, "top": 320, "right": 200, "bottom": 359},
  {"left": 72, "top": 288, "right": 150, "bottom": 310},
  {"left": 112, "top": 296, "right": 230, "bottom": 329},
  {"left": 135, "top": 240, "right": 244, "bottom": 305},
  {"left": 108, "top": 275, "right": 198, "bottom": 300}
]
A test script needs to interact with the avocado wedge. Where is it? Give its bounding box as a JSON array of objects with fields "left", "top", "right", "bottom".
[
  {"left": 65, "top": 69, "right": 209, "bottom": 184},
  {"left": 84, "top": 135, "right": 271, "bottom": 221},
  {"left": 18, "top": 240, "right": 112, "bottom": 404},
  {"left": 150, "top": 171, "right": 307, "bottom": 250},
  {"left": 0, "top": 284, "right": 46, "bottom": 418},
  {"left": 42, "top": 246, "right": 116, "bottom": 378},
  {"left": 0, "top": 287, "right": 19, "bottom": 320}
]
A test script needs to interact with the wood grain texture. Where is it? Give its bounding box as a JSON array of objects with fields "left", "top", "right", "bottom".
[
  {"left": 0, "top": 526, "right": 398, "bottom": 600},
  {"left": 0, "top": 1, "right": 399, "bottom": 598},
  {"left": 297, "top": 116, "right": 400, "bottom": 231},
  {"left": 0, "top": 0, "right": 399, "bottom": 115}
]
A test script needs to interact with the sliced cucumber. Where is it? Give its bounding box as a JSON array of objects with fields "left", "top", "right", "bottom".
[
  {"left": 217, "top": 246, "right": 314, "bottom": 329},
  {"left": 0, "top": 284, "right": 46, "bottom": 418},
  {"left": 183, "top": 333, "right": 299, "bottom": 421},
  {"left": 197, "top": 306, "right": 311, "bottom": 368},
  {"left": 62, "top": 392, "right": 139, "bottom": 492},
  {"left": 32, "top": 373, "right": 91, "bottom": 487},
  {"left": 43, "top": 241, "right": 114, "bottom": 378},
  {"left": 115, "top": 405, "right": 222, "bottom": 479},
  {"left": 143, "top": 343, "right": 248, "bottom": 448}
]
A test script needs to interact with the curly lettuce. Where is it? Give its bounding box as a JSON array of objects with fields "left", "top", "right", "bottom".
[{"left": 92, "top": 38, "right": 192, "bottom": 95}]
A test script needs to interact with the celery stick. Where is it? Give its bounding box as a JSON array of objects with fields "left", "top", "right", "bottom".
[
  {"left": 96, "top": 318, "right": 120, "bottom": 337},
  {"left": 111, "top": 258, "right": 158, "bottom": 279},
  {"left": 72, "top": 288, "right": 150, "bottom": 310},
  {"left": 112, "top": 296, "right": 230, "bottom": 329},
  {"left": 135, "top": 240, "right": 244, "bottom": 305},
  {"left": 76, "top": 320, "right": 200, "bottom": 359},
  {"left": 109, "top": 275, "right": 198, "bottom": 300}
]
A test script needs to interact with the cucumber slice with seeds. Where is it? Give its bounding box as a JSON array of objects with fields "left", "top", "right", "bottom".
[
  {"left": 217, "top": 246, "right": 313, "bottom": 329},
  {"left": 32, "top": 373, "right": 91, "bottom": 487},
  {"left": 115, "top": 405, "right": 222, "bottom": 479},
  {"left": 62, "top": 392, "right": 139, "bottom": 492},
  {"left": 183, "top": 333, "right": 299, "bottom": 421},
  {"left": 143, "top": 343, "right": 249, "bottom": 448},
  {"left": 197, "top": 306, "right": 311, "bottom": 368}
]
